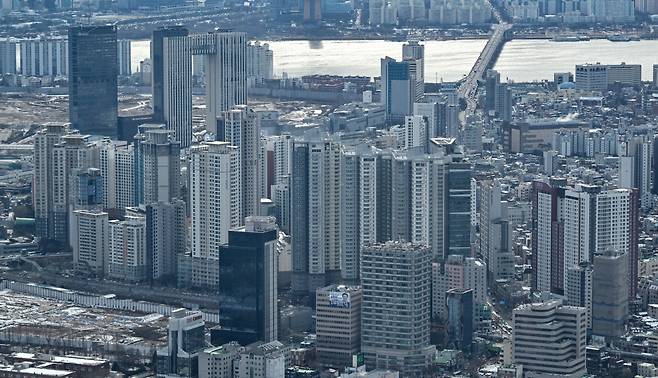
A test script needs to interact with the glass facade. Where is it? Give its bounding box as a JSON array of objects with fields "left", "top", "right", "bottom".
[
  {"left": 213, "top": 228, "right": 277, "bottom": 346},
  {"left": 68, "top": 25, "right": 118, "bottom": 136}
]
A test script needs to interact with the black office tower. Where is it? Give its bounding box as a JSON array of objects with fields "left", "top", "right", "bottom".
[
  {"left": 68, "top": 25, "right": 118, "bottom": 136},
  {"left": 211, "top": 217, "right": 278, "bottom": 346}
]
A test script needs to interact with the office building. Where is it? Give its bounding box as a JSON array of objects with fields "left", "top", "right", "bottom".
[
  {"left": 190, "top": 142, "right": 240, "bottom": 259},
  {"left": 140, "top": 128, "right": 181, "bottom": 205},
  {"left": 146, "top": 200, "right": 186, "bottom": 283},
  {"left": 316, "top": 285, "right": 362, "bottom": 369},
  {"left": 495, "top": 83, "right": 512, "bottom": 122},
  {"left": 575, "top": 63, "right": 608, "bottom": 91},
  {"left": 0, "top": 38, "right": 16, "bottom": 75},
  {"left": 68, "top": 25, "right": 118, "bottom": 136},
  {"left": 361, "top": 242, "right": 436, "bottom": 376},
  {"left": 446, "top": 288, "right": 474, "bottom": 352},
  {"left": 233, "top": 341, "right": 287, "bottom": 378},
  {"left": 217, "top": 105, "right": 261, "bottom": 220},
  {"left": 402, "top": 41, "right": 424, "bottom": 100},
  {"left": 512, "top": 301, "right": 587, "bottom": 377},
  {"left": 212, "top": 217, "right": 278, "bottom": 346},
  {"left": 151, "top": 26, "right": 192, "bottom": 147},
  {"left": 576, "top": 63, "right": 642, "bottom": 91},
  {"left": 199, "top": 343, "right": 243, "bottom": 378},
  {"left": 432, "top": 255, "right": 486, "bottom": 321},
  {"left": 117, "top": 39, "right": 131, "bottom": 76},
  {"left": 380, "top": 57, "right": 419, "bottom": 123},
  {"left": 485, "top": 69, "right": 500, "bottom": 112},
  {"left": 607, "top": 63, "right": 642, "bottom": 86},
  {"left": 532, "top": 181, "right": 639, "bottom": 298},
  {"left": 19, "top": 36, "right": 67, "bottom": 77},
  {"left": 291, "top": 137, "right": 341, "bottom": 293},
  {"left": 654, "top": 64, "right": 658, "bottom": 88},
  {"left": 156, "top": 308, "right": 205, "bottom": 378},
  {"left": 70, "top": 209, "right": 108, "bottom": 276},
  {"left": 592, "top": 251, "right": 629, "bottom": 338}
]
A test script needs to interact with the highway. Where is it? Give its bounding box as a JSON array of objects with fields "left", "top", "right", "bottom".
[
  {"left": 458, "top": 21, "right": 512, "bottom": 117},
  {"left": 458, "top": 0, "right": 511, "bottom": 117}
]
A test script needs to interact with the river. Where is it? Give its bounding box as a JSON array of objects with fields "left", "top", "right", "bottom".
[{"left": 131, "top": 38, "right": 658, "bottom": 83}]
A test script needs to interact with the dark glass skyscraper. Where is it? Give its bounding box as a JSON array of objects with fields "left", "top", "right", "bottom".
[
  {"left": 68, "top": 25, "right": 118, "bottom": 136},
  {"left": 211, "top": 217, "right": 278, "bottom": 346}
]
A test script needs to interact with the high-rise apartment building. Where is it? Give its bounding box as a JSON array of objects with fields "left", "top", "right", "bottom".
[
  {"left": 140, "top": 129, "right": 181, "bottom": 205},
  {"left": 0, "top": 38, "right": 16, "bottom": 75},
  {"left": 68, "top": 25, "right": 118, "bottom": 136},
  {"left": 70, "top": 209, "right": 108, "bottom": 276},
  {"left": 212, "top": 217, "right": 278, "bottom": 346},
  {"left": 190, "top": 142, "right": 240, "bottom": 259},
  {"left": 146, "top": 200, "right": 186, "bottom": 283},
  {"left": 117, "top": 39, "right": 131, "bottom": 76},
  {"left": 217, "top": 105, "right": 261, "bottom": 220},
  {"left": 565, "top": 262, "right": 593, "bottom": 330},
  {"left": 512, "top": 301, "right": 587, "bottom": 377},
  {"left": 291, "top": 136, "right": 341, "bottom": 293},
  {"left": 315, "top": 285, "right": 362, "bottom": 369},
  {"left": 619, "top": 134, "right": 653, "bottom": 209},
  {"left": 151, "top": 26, "right": 192, "bottom": 147},
  {"left": 246, "top": 42, "right": 273, "bottom": 86},
  {"left": 19, "top": 36, "right": 67, "bottom": 77},
  {"left": 51, "top": 134, "right": 96, "bottom": 245},
  {"left": 34, "top": 124, "right": 68, "bottom": 240},
  {"left": 531, "top": 181, "right": 639, "bottom": 299},
  {"left": 361, "top": 242, "right": 435, "bottom": 376},
  {"left": 340, "top": 146, "right": 392, "bottom": 282},
  {"left": 98, "top": 140, "right": 136, "bottom": 212},
  {"left": 107, "top": 216, "right": 148, "bottom": 282}
]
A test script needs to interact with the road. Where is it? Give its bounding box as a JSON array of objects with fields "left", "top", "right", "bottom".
[
  {"left": 457, "top": 0, "right": 511, "bottom": 117},
  {"left": 458, "top": 21, "right": 512, "bottom": 117}
]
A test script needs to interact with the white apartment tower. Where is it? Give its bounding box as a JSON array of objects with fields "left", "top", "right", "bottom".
[
  {"left": 108, "top": 217, "right": 148, "bottom": 282},
  {"left": 34, "top": 123, "right": 68, "bottom": 240},
  {"left": 190, "top": 142, "right": 240, "bottom": 259},
  {"left": 70, "top": 209, "right": 109, "bottom": 276},
  {"left": 218, "top": 105, "right": 261, "bottom": 220}
]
